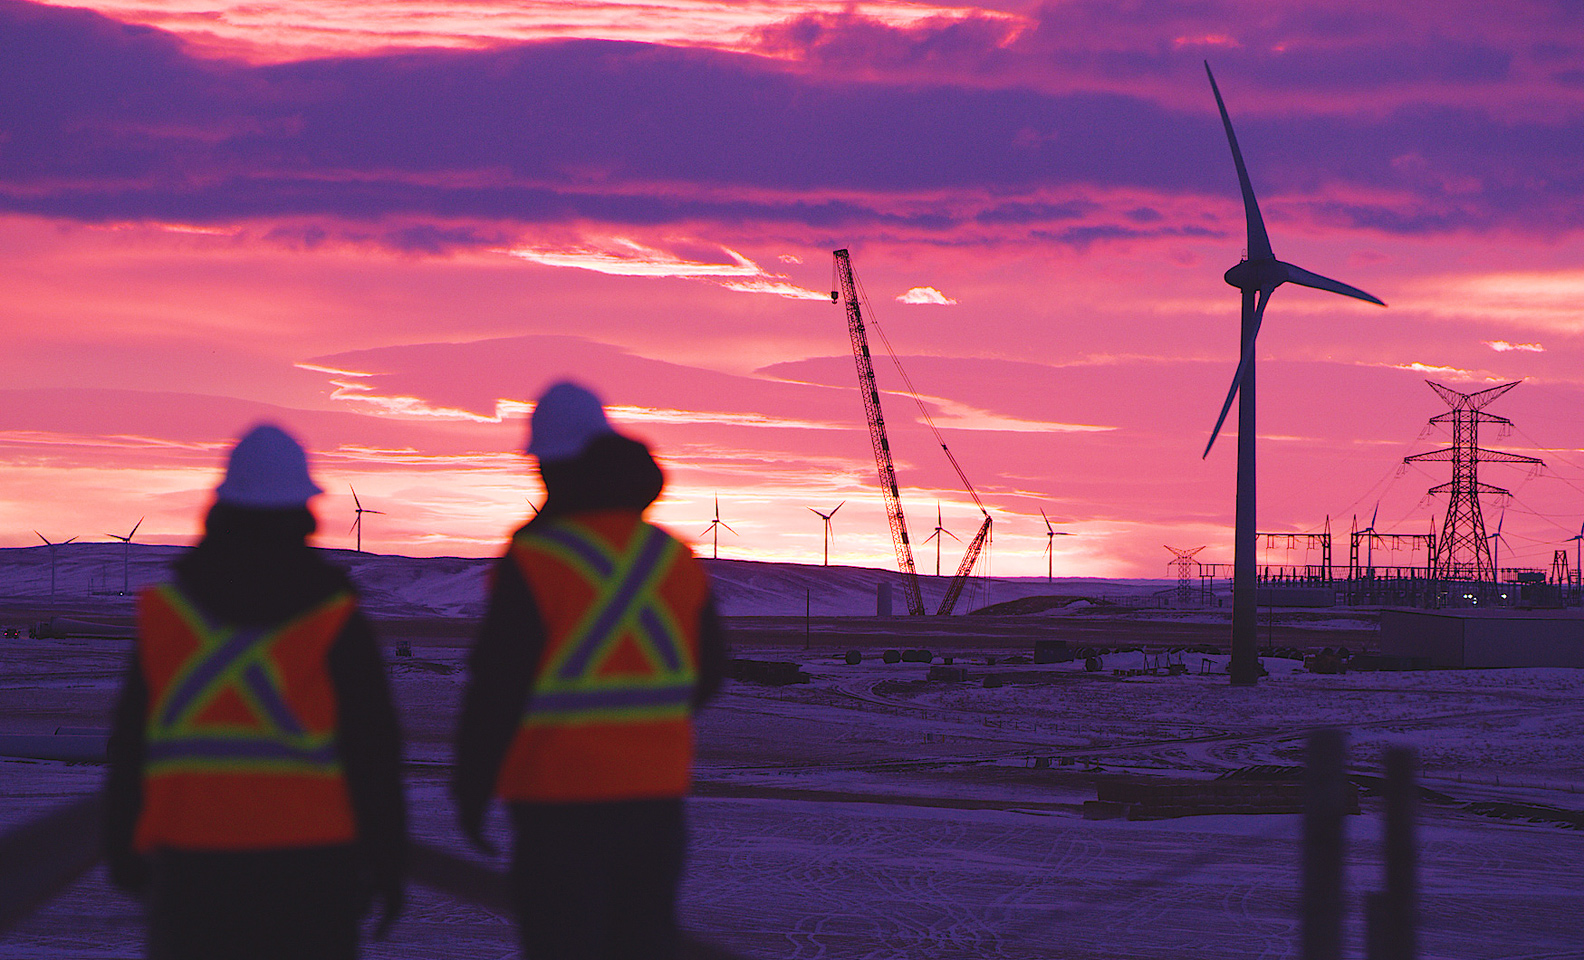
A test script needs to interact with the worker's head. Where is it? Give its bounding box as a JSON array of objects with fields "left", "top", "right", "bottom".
[
  {"left": 214, "top": 423, "right": 323, "bottom": 509},
  {"left": 526, "top": 382, "right": 662, "bottom": 516},
  {"left": 526, "top": 381, "right": 615, "bottom": 463}
]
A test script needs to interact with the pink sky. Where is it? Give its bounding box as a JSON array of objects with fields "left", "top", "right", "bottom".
[{"left": 3, "top": 0, "right": 1583, "bottom": 578}]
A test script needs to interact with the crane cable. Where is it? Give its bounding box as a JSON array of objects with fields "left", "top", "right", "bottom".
[{"left": 845, "top": 266, "right": 987, "bottom": 515}]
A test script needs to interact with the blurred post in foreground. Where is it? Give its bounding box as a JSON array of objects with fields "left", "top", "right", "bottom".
[
  {"left": 1367, "top": 747, "right": 1418, "bottom": 960},
  {"left": 1303, "top": 729, "right": 1348, "bottom": 960}
]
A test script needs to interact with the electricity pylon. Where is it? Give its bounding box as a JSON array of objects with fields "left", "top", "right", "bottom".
[
  {"left": 1404, "top": 380, "right": 1541, "bottom": 581},
  {"left": 1165, "top": 545, "right": 1206, "bottom": 605}
]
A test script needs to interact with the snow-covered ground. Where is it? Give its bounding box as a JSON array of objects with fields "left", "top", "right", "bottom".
[{"left": 3, "top": 545, "right": 1581, "bottom": 958}]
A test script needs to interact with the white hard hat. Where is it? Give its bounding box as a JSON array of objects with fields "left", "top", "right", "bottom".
[
  {"left": 526, "top": 381, "right": 614, "bottom": 463},
  {"left": 214, "top": 423, "right": 324, "bottom": 508}
]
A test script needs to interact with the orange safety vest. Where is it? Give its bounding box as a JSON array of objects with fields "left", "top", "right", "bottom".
[
  {"left": 133, "top": 584, "right": 358, "bottom": 852},
  {"left": 496, "top": 511, "right": 707, "bottom": 803}
]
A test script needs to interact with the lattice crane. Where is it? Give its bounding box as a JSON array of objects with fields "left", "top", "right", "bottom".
[
  {"left": 832, "top": 249, "right": 991, "bottom": 615},
  {"left": 834, "top": 249, "right": 926, "bottom": 615}
]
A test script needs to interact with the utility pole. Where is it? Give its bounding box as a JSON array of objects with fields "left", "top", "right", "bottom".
[{"left": 1404, "top": 381, "right": 1541, "bottom": 581}]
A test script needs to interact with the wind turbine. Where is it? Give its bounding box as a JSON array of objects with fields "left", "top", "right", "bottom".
[
  {"left": 700, "top": 495, "right": 736, "bottom": 560},
  {"left": 35, "top": 532, "right": 76, "bottom": 601},
  {"left": 1359, "top": 502, "right": 1382, "bottom": 574},
  {"left": 1567, "top": 522, "right": 1584, "bottom": 591},
  {"left": 1201, "top": 62, "right": 1386, "bottom": 685},
  {"left": 1488, "top": 508, "right": 1510, "bottom": 588},
  {"left": 350, "top": 486, "right": 384, "bottom": 553},
  {"left": 920, "top": 503, "right": 959, "bottom": 577},
  {"left": 1040, "top": 509, "right": 1074, "bottom": 582},
  {"left": 808, "top": 501, "right": 844, "bottom": 566},
  {"left": 106, "top": 518, "right": 142, "bottom": 595}
]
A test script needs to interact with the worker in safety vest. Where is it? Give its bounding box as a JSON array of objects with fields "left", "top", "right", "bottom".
[
  {"left": 104, "top": 423, "right": 406, "bottom": 960},
  {"left": 454, "top": 381, "right": 727, "bottom": 960}
]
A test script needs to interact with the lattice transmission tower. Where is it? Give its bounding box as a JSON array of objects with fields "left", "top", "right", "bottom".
[
  {"left": 1165, "top": 546, "right": 1206, "bottom": 604},
  {"left": 1403, "top": 380, "right": 1542, "bottom": 581}
]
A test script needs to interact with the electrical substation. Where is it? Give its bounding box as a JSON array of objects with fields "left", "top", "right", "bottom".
[{"left": 1177, "top": 379, "right": 1584, "bottom": 622}]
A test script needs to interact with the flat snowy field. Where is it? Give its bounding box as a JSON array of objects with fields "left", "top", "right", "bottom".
[{"left": 4, "top": 629, "right": 1582, "bottom": 959}]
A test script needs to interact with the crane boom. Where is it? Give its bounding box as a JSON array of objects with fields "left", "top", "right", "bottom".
[
  {"left": 937, "top": 515, "right": 992, "bottom": 615},
  {"left": 834, "top": 249, "right": 926, "bottom": 616}
]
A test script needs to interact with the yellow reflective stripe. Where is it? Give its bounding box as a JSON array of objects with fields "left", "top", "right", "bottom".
[
  {"left": 144, "top": 587, "right": 351, "bottom": 764},
  {"left": 515, "top": 522, "right": 698, "bottom": 728}
]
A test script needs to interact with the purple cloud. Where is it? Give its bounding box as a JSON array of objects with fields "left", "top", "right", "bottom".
[{"left": 1, "top": 0, "right": 1581, "bottom": 244}]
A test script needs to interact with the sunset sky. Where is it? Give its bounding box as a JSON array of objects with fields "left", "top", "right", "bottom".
[{"left": 3, "top": 0, "right": 1583, "bottom": 578}]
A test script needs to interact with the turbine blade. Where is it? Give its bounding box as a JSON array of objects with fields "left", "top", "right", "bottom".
[
  {"left": 351, "top": 485, "right": 362, "bottom": 509},
  {"left": 129, "top": 517, "right": 143, "bottom": 539},
  {"left": 809, "top": 507, "right": 823, "bottom": 518},
  {"left": 1203, "top": 286, "right": 1274, "bottom": 458},
  {"left": 831, "top": 501, "right": 844, "bottom": 516},
  {"left": 367, "top": 510, "right": 386, "bottom": 516},
  {"left": 1281, "top": 262, "right": 1385, "bottom": 306},
  {"left": 1370, "top": 501, "right": 1379, "bottom": 531},
  {"left": 36, "top": 531, "right": 48, "bottom": 545},
  {"left": 350, "top": 518, "right": 361, "bottom": 535},
  {"left": 64, "top": 537, "right": 77, "bottom": 544},
  {"left": 721, "top": 523, "right": 737, "bottom": 535},
  {"left": 945, "top": 530, "right": 961, "bottom": 542},
  {"left": 1040, "top": 508, "right": 1053, "bottom": 534},
  {"left": 1204, "top": 62, "right": 1273, "bottom": 262}
]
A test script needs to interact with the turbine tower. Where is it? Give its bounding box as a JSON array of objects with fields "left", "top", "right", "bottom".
[
  {"left": 1201, "top": 63, "right": 1386, "bottom": 685},
  {"left": 35, "top": 532, "right": 76, "bottom": 601},
  {"left": 921, "top": 503, "right": 959, "bottom": 577},
  {"left": 808, "top": 501, "right": 844, "bottom": 566},
  {"left": 1040, "top": 509, "right": 1074, "bottom": 582},
  {"left": 700, "top": 495, "right": 736, "bottom": 560},
  {"left": 107, "top": 518, "right": 143, "bottom": 596},
  {"left": 350, "top": 486, "right": 384, "bottom": 553},
  {"left": 1403, "top": 380, "right": 1541, "bottom": 582}
]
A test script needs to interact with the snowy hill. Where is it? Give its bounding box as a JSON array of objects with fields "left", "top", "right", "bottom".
[{"left": 0, "top": 542, "right": 1173, "bottom": 619}]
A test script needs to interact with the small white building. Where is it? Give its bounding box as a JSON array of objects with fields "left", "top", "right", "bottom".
[{"left": 1380, "top": 609, "right": 1584, "bottom": 668}]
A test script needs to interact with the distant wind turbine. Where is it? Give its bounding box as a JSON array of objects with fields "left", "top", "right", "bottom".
[
  {"left": 350, "top": 486, "right": 384, "bottom": 553},
  {"left": 700, "top": 495, "right": 736, "bottom": 560},
  {"left": 1201, "top": 62, "right": 1386, "bottom": 685},
  {"left": 1040, "top": 509, "right": 1074, "bottom": 582},
  {"left": 1358, "top": 502, "right": 1382, "bottom": 573},
  {"left": 1567, "top": 522, "right": 1584, "bottom": 589},
  {"left": 35, "top": 531, "right": 76, "bottom": 601},
  {"left": 106, "top": 518, "right": 142, "bottom": 596},
  {"left": 808, "top": 501, "right": 844, "bottom": 566},
  {"left": 920, "top": 503, "right": 959, "bottom": 577},
  {"left": 1488, "top": 508, "right": 1510, "bottom": 586}
]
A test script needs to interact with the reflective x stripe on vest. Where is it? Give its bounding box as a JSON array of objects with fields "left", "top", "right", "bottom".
[
  {"left": 144, "top": 585, "right": 350, "bottom": 775},
  {"left": 520, "top": 521, "right": 696, "bottom": 726}
]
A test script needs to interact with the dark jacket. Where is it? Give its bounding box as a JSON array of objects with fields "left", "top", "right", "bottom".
[
  {"left": 452, "top": 434, "right": 728, "bottom": 839},
  {"left": 104, "top": 504, "right": 406, "bottom": 915}
]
